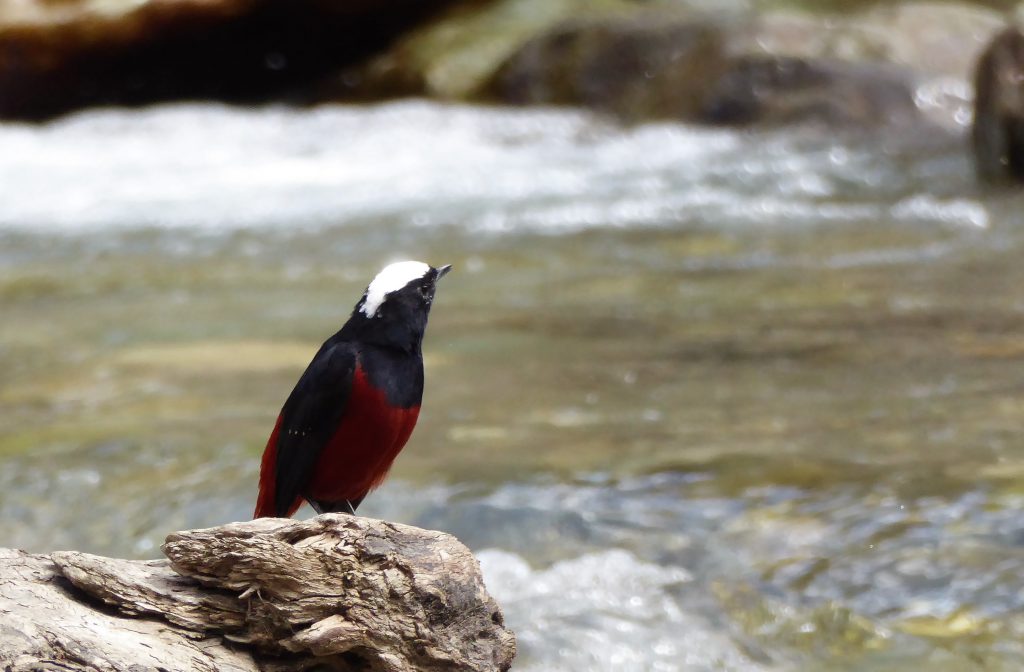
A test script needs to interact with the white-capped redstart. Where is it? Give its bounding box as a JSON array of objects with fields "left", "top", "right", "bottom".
[{"left": 255, "top": 261, "right": 450, "bottom": 518}]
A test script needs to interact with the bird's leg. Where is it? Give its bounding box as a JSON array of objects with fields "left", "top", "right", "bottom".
[{"left": 306, "top": 497, "right": 357, "bottom": 516}]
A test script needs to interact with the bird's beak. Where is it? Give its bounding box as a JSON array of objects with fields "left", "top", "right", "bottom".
[{"left": 435, "top": 264, "right": 453, "bottom": 281}]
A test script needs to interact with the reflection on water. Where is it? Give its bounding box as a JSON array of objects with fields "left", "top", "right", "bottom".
[{"left": 3, "top": 102, "right": 1024, "bottom": 670}]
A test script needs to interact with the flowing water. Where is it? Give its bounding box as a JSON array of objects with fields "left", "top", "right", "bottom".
[{"left": 3, "top": 101, "right": 1024, "bottom": 670}]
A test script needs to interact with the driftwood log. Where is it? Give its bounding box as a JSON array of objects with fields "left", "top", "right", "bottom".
[{"left": 0, "top": 515, "right": 516, "bottom": 672}]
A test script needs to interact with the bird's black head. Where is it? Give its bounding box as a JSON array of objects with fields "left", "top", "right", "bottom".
[{"left": 342, "top": 261, "right": 451, "bottom": 352}]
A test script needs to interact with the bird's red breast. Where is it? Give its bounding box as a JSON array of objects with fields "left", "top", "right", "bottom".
[
  {"left": 253, "top": 364, "right": 419, "bottom": 518},
  {"left": 305, "top": 365, "right": 420, "bottom": 503}
]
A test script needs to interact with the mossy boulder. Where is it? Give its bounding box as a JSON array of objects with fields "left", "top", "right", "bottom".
[
  {"left": 313, "top": 0, "right": 682, "bottom": 102},
  {"left": 326, "top": 0, "right": 1003, "bottom": 129},
  {"left": 1, "top": 0, "right": 1005, "bottom": 128}
]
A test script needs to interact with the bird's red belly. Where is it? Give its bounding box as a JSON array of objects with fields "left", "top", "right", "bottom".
[{"left": 305, "top": 367, "right": 420, "bottom": 503}]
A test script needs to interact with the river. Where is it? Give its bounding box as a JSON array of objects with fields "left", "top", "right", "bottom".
[{"left": 2, "top": 100, "right": 1024, "bottom": 670}]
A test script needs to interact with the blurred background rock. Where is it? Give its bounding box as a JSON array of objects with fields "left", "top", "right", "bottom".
[{"left": 0, "top": 0, "right": 1008, "bottom": 127}]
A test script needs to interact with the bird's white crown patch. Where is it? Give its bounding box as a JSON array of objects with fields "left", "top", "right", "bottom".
[{"left": 360, "top": 260, "right": 431, "bottom": 317}]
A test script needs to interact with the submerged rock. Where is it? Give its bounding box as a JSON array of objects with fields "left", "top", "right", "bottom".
[
  {"left": 0, "top": 0, "right": 458, "bottom": 120},
  {"left": 972, "top": 26, "right": 1024, "bottom": 182}
]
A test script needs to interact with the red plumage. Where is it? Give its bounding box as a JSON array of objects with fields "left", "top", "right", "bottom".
[
  {"left": 253, "top": 413, "right": 286, "bottom": 518},
  {"left": 253, "top": 366, "right": 421, "bottom": 518}
]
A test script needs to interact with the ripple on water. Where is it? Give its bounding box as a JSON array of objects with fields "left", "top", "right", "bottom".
[
  {"left": 387, "top": 469, "right": 1024, "bottom": 670},
  {"left": 476, "top": 548, "right": 770, "bottom": 672}
]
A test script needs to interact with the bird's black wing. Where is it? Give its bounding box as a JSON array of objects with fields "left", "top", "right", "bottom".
[{"left": 272, "top": 339, "right": 357, "bottom": 517}]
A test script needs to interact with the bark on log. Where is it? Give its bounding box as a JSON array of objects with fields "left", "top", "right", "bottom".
[{"left": 0, "top": 515, "right": 516, "bottom": 672}]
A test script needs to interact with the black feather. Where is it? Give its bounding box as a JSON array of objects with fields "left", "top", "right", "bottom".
[{"left": 272, "top": 338, "right": 357, "bottom": 517}]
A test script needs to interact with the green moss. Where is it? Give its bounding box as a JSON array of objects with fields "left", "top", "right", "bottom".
[{"left": 359, "top": 0, "right": 685, "bottom": 99}]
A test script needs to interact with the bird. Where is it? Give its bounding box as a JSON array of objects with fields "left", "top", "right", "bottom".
[{"left": 254, "top": 260, "right": 451, "bottom": 519}]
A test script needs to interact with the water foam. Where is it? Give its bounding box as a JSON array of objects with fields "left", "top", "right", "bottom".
[
  {"left": 0, "top": 101, "right": 975, "bottom": 236},
  {"left": 477, "top": 548, "right": 766, "bottom": 672}
]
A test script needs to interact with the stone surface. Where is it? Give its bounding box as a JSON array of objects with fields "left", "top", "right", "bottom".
[
  {"left": 331, "top": 0, "right": 1002, "bottom": 129},
  {"left": 698, "top": 55, "right": 918, "bottom": 127},
  {"left": 486, "top": 15, "right": 920, "bottom": 127},
  {"left": 738, "top": 3, "right": 1005, "bottom": 82},
  {"left": 486, "top": 15, "right": 728, "bottom": 122},
  {"left": 1, "top": 0, "right": 1003, "bottom": 127},
  {"left": 314, "top": 0, "right": 675, "bottom": 102}
]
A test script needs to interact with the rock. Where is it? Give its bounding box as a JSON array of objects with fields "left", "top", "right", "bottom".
[
  {"left": 3, "top": 0, "right": 998, "bottom": 127},
  {"left": 0, "top": 515, "right": 516, "bottom": 671},
  {"left": 338, "top": 0, "right": 1004, "bottom": 129},
  {"left": 732, "top": 4, "right": 1006, "bottom": 129},
  {"left": 321, "top": 1, "right": 997, "bottom": 129},
  {"left": 0, "top": 0, "right": 459, "bottom": 120},
  {"left": 486, "top": 15, "right": 919, "bottom": 128},
  {"left": 486, "top": 15, "right": 728, "bottom": 122},
  {"left": 972, "top": 26, "right": 1024, "bottom": 182},
  {"left": 739, "top": 4, "right": 1005, "bottom": 82},
  {"left": 698, "top": 55, "right": 918, "bottom": 127},
  {"left": 314, "top": 0, "right": 658, "bottom": 102},
  {"left": 858, "top": 3, "right": 1004, "bottom": 82}
]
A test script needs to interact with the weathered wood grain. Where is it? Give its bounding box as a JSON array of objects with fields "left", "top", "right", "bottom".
[{"left": 0, "top": 515, "right": 515, "bottom": 672}]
